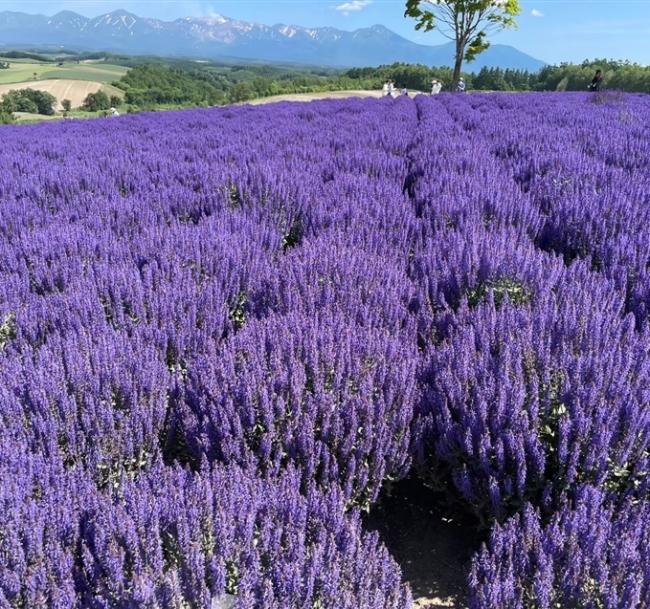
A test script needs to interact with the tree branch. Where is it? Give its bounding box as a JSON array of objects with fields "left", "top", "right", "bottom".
[{"left": 405, "top": 1, "right": 522, "bottom": 85}]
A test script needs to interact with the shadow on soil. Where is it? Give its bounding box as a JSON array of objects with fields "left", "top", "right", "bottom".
[{"left": 364, "top": 478, "right": 482, "bottom": 609}]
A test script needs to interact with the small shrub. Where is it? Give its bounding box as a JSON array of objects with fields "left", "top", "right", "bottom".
[{"left": 0, "top": 111, "right": 14, "bottom": 125}]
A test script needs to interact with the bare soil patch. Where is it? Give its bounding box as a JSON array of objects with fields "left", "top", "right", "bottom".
[
  {"left": 247, "top": 90, "right": 423, "bottom": 105},
  {"left": 364, "top": 479, "right": 479, "bottom": 609}
]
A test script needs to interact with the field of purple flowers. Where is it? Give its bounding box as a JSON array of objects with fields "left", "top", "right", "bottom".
[{"left": 1, "top": 91, "right": 650, "bottom": 609}]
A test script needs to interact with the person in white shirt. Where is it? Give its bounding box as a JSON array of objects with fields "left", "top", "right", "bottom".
[
  {"left": 400, "top": 86, "right": 409, "bottom": 97},
  {"left": 387, "top": 80, "right": 395, "bottom": 97},
  {"left": 457, "top": 78, "right": 466, "bottom": 93},
  {"left": 382, "top": 81, "right": 390, "bottom": 97},
  {"left": 431, "top": 79, "right": 442, "bottom": 95}
]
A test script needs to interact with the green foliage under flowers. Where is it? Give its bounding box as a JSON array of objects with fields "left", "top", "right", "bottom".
[
  {"left": 0, "top": 313, "right": 17, "bottom": 349},
  {"left": 467, "top": 277, "right": 531, "bottom": 308}
]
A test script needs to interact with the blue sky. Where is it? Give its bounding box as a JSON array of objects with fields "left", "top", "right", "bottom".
[{"left": 1, "top": 0, "right": 649, "bottom": 64}]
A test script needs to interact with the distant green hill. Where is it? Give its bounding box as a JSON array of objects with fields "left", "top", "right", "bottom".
[{"left": 0, "top": 57, "right": 127, "bottom": 85}]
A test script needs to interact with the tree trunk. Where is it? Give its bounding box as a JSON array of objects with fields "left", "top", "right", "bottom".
[{"left": 452, "top": 40, "right": 465, "bottom": 91}]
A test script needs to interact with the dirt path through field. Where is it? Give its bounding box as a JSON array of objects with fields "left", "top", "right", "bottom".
[
  {"left": 0, "top": 79, "right": 102, "bottom": 110},
  {"left": 247, "top": 90, "right": 424, "bottom": 105}
]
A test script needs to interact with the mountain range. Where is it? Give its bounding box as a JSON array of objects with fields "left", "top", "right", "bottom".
[{"left": 0, "top": 9, "right": 546, "bottom": 71}]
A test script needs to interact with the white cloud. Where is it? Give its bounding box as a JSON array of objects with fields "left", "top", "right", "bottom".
[
  {"left": 335, "top": 0, "right": 372, "bottom": 17},
  {"left": 531, "top": 8, "right": 544, "bottom": 17}
]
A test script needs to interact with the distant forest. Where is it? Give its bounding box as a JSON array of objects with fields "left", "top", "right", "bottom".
[
  {"left": 352, "top": 59, "right": 650, "bottom": 93},
  {"left": 109, "top": 60, "right": 650, "bottom": 108},
  {"left": 110, "top": 58, "right": 650, "bottom": 108},
  {"left": 2, "top": 48, "right": 649, "bottom": 114}
]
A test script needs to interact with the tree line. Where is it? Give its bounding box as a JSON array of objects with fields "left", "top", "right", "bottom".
[
  {"left": 110, "top": 60, "right": 650, "bottom": 111},
  {"left": 346, "top": 60, "right": 650, "bottom": 93},
  {"left": 2, "top": 57, "right": 649, "bottom": 126},
  {"left": 533, "top": 59, "right": 650, "bottom": 93},
  {"left": 113, "top": 64, "right": 361, "bottom": 108},
  {"left": 0, "top": 89, "right": 56, "bottom": 123}
]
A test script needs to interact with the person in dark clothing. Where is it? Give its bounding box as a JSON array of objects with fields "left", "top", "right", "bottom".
[{"left": 588, "top": 69, "right": 604, "bottom": 92}]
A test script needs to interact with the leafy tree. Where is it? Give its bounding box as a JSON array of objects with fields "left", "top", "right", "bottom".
[
  {"left": 0, "top": 89, "right": 56, "bottom": 115},
  {"left": 83, "top": 90, "right": 111, "bottom": 112},
  {"left": 0, "top": 111, "right": 14, "bottom": 125},
  {"left": 472, "top": 66, "right": 531, "bottom": 90},
  {"left": 404, "top": 0, "right": 522, "bottom": 90},
  {"left": 30, "top": 90, "right": 56, "bottom": 115},
  {"left": 61, "top": 99, "right": 72, "bottom": 113},
  {"left": 345, "top": 63, "right": 458, "bottom": 92},
  {"left": 229, "top": 82, "right": 255, "bottom": 103},
  {"left": 118, "top": 65, "right": 222, "bottom": 106},
  {"left": 531, "top": 59, "right": 650, "bottom": 94},
  {"left": 0, "top": 61, "right": 9, "bottom": 70},
  {"left": 109, "top": 95, "right": 122, "bottom": 108},
  {"left": 2, "top": 92, "right": 37, "bottom": 114}
]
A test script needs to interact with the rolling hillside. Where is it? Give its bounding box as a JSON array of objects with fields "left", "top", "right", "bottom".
[{"left": 0, "top": 57, "right": 127, "bottom": 84}]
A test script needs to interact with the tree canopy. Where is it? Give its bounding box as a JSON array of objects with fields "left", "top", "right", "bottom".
[
  {"left": 405, "top": 0, "right": 521, "bottom": 88},
  {"left": 82, "top": 91, "right": 111, "bottom": 112},
  {"left": 0, "top": 89, "right": 56, "bottom": 115},
  {"left": 117, "top": 65, "right": 223, "bottom": 107}
]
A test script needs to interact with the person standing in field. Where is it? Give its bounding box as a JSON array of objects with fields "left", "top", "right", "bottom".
[
  {"left": 382, "top": 81, "right": 390, "bottom": 97},
  {"left": 588, "top": 69, "right": 604, "bottom": 92},
  {"left": 431, "top": 79, "right": 442, "bottom": 95},
  {"left": 387, "top": 80, "right": 395, "bottom": 97},
  {"left": 457, "top": 77, "right": 466, "bottom": 93},
  {"left": 400, "top": 85, "right": 409, "bottom": 97}
]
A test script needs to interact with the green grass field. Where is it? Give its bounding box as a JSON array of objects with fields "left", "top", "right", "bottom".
[{"left": 0, "top": 60, "right": 127, "bottom": 85}]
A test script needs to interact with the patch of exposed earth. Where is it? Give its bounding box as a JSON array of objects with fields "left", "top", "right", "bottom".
[{"left": 364, "top": 479, "right": 480, "bottom": 609}]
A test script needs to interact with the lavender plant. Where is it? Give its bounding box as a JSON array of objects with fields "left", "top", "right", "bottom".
[
  {"left": 413, "top": 227, "right": 650, "bottom": 522},
  {"left": 179, "top": 311, "right": 418, "bottom": 507},
  {"left": 2, "top": 92, "right": 650, "bottom": 604},
  {"left": 469, "top": 486, "right": 650, "bottom": 609},
  {"left": 0, "top": 451, "right": 411, "bottom": 609}
]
